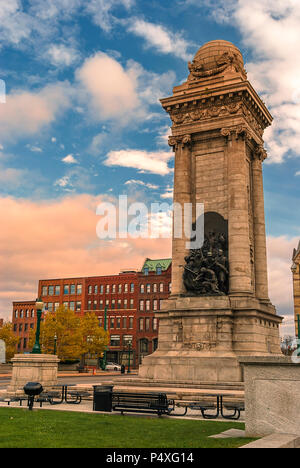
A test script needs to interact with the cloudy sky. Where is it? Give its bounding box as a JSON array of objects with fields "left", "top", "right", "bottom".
[{"left": 0, "top": 0, "right": 299, "bottom": 335}]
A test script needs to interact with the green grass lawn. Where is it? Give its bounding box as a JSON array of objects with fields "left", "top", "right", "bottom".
[{"left": 0, "top": 408, "right": 255, "bottom": 448}]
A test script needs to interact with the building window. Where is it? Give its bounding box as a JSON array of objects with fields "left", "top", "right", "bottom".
[
  {"left": 105, "top": 299, "right": 109, "bottom": 308},
  {"left": 20, "top": 310, "right": 24, "bottom": 318},
  {"left": 116, "top": 317, "right": 121, "bottom": 329},
  {"left": 88, "top": 285, "right": 92, "bottom": 294},
  {"left": 64, "top": 285, "right": 69, "bottom": 295},
  {"left": 153, "top": 299, "right": 158, "bottom": 311},
  {"left": 25, "top": 309, "right": 29, "bottom": 318},
  {"left": 69, "top": 302, "right": 75, "bottom": 311},
  {"left": 112, "top": 284, "right": 116, "bottom": 294},
  {"left": 145, "top": 318, "right": 150, "bottom": 331},
  {"left": 93, "top": 300, "right": 97, "bottom": 310},
  {"left": 129, "top": 317, "right": 134, "bottom": 329},
  {"left": 159, "top": 283, "right": 164, "bottom": 293},
  {"left": 124, "top": 284, "right": 128, "bottom": 293},
  {"left": 117, "top": 299, "right": 122, "bottom": 309},
  {"left": 106, "top": 285, "right": 110, "bottom": 294},
  {"left": 139, "top": 300, "right": 144, "bottom": 311},
  {"left": 99, "top": 300, "right": 104, "bottom": 310},
  {"left": 25, "top": 323, "right": 28, "bottom": 332},
  {"left": 63, "top": 302, "right": 68, "bottom": 309},
  {"left": 31, "top": 309, "right": 35, "bottom": 318},
  {"left": 146, "top": 284, "right": 151, "bottom": 293},
  {"left": 55, "top": 286, "right": 60, "bottom": 296},
  {"left": 98, "top": 317, "right": 103, "bottom": 327},
  {"left": 88, "top": 300, "right": 92, "bottom": 310},
  {"left": 14, "top": 324, "right": 17, "bottom": 332},
  {"left": 140, "top": 284, "right": 145, "bottom": 293},
  {"left": 139, "top": 318, "right": 144, "bottom": 331},
  {"left": 153, "top": 283, "right": 157, "bottom": 293},
  {"left": 123, "top": 335, "right": 133, "bottom": 346},
  {"left": 118, "top": 284, "right": 122, "bottom": 293},
  {"left": 54, "top": 302, "right": 60, "bottom": 311},
  {"left": 122, "top": 317, "right": 127, "bottom": 329},
  {"left": 42, "top": 286, "right": 48, "bottom": 297},
  {"left": 110, "top": 335, "right": 120, "bottom": 347},
  {"left": 19, "top": 324, "right": 22, "bottom": 332},
  {"left": 111, "top": 299, "right": 116, "bottom": 309},
  {"left": 144, "top": 267, "right": 149, "bottom": 276},
  {"left": 156, "top": 266, "right": 162, "bottom": 275},
  {"left": 30, "top": 323, "right": 34, "bottom": 329},
  {"left": 77, "top": 284, "right": 82, "bottom": 295},
  {"left": 145, "top": 300, "right": 150, "bottom": 311},
  {"left": 94, "top": 285, "right": 98, "bottom": 294},
  {"left": 169, "top": 283, "right": 172, "bottom": 292},
  {"left": 110, "top": 317, "right": 115, "bottom": 329},
  {"left": 47, "top": 303, "right": 53, "bottom": 312},
  {"left": 100, "top": 285, "right": 104, "bottom": 294},
  {"left": 140, "top": 338, "right": 148, "bottom": 353},
  {"left": 130, "top": 283, "right": 134, "bottom": 293},
  {"left": 15, "top": 310, "right": 18, "bottom": 318},
  {"left": 76, "top": 301, "right": 82, "bottom": 312},
  {"left": 70, "top": 284, "right": 76, "bottom": 294},
  {"left": 130, "top": 299, "right": 134, "bottom": 309},
  {"left": 124, "top": 299, "right": 128, "bottom": 309},
  {"left": 48, "top": 286, "right": 54, "bottom": 296},
  {"left": 23, "top": 338, "right": 27, "bottom": 349}
]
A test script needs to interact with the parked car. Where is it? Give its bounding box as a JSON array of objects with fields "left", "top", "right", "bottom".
[{"left": 105, "top": 362, "right": 122, "bottom": 371}]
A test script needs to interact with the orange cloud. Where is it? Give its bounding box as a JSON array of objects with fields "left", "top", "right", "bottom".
[{"left": 0, "top": 194, "right": 171, "bottom": 320}]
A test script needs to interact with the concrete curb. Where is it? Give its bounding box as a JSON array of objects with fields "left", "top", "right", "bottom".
[{"left": 240, "top": 433, "right": 300, "bottom": 449}]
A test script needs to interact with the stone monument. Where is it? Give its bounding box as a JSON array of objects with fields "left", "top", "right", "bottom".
[{"left": 139, "top": 40, "right": 282, "bottom": 384}]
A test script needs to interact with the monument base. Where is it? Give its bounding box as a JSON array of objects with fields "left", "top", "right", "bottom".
[
  {"left": 139, "top": 296, "right": 282, "bottom": 384},
  {"left": 7, "top": 354, "right": 60, "bottom": 394}
]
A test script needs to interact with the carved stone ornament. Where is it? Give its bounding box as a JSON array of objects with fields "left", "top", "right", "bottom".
[
  {"left": 168, "top": 134, "right": 191, "bottom": 151},
  {"left": 188, "top": 51, "right": 247, "bottom": 81},
  {"left": 221, "top": 125, "right": 252, "bottom": 142},
  {"left": 253, "top": 145, "right": 267, "bottom": 161}
]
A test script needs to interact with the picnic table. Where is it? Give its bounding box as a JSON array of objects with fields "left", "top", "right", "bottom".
[{"left": 180, "top": 393, "right": 245, "bottom": 420}]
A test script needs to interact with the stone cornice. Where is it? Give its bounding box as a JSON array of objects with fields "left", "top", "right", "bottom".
[{"left": 161, "top": 82, "right": 272, "bottom": 138}]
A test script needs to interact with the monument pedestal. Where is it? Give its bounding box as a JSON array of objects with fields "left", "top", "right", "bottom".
[
  {"left": 139, "top": 296, "right": 282, "bottom": 384},
  {"left": 7, "top": 354, "right": 60, "bottom": 394}
]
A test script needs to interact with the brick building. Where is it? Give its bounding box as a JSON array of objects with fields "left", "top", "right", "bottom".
[
  {"left": 12, "top": 301, "right": 37, "bottom": 352},
  {"left": 11, "top": 259, "right": 172, "bottom": 367},
  {"left": 292, "top": 242, "right": 300, "bottom": 337}
]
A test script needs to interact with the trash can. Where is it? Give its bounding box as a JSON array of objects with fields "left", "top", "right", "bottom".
[
  {"left": 121, "top": 364, "right": 125, "bottom": 374},
  {"left": 93, "top": 385, "right": 113, "bottom": 412}
]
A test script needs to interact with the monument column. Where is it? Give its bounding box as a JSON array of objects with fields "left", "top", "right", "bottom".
[
  {"left": 169, "top": 134, "right": 192, "bottom": 296},
  {"left": 138, "top": 40, "right": 283, "bottom": 385},
  {"left": 252, "top": 145, "right": 270, "bottom": 302},
  {"left": 222, "top": 126, "right": 253, "bottom": 296}
]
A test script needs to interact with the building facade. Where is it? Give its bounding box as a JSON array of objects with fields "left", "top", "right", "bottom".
[
  {"left": 292, "top": 242, "right": 300, "bottom": 338},
  {"left": 11, "top": 259, "right": 172, "bottom": 367}
]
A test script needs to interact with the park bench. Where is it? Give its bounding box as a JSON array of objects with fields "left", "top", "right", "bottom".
[{"left": 112, "top": 392, "right": 175, "bottom": 417}]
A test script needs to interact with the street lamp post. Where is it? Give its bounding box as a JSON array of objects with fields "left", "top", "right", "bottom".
[
  {"left": 100, "top": 306, "right": 108, "bottom": 370},
  {"left": 54, "top": 333, "right": 57, "bottom": 355},
  {"left": 31, "top": 298, "right": 44, "bottom": 355},
  {"left": 127, "top": 340, "right": 132, "bottom": 374}
]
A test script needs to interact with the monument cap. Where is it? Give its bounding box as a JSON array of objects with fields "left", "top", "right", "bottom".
[{"left": 188, "top": 39, "right": 247, "bottom": 81}]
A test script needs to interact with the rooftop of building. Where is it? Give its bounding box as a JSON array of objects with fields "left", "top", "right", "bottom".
[{"left": 141, "top": 258, "right": 172, "bottom": 273}]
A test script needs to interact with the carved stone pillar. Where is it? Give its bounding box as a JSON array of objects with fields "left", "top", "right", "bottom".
[
  {"left": 169, "top": 134, "right": 192, "bottom": 296},
  {"left": 221, "top": 126, "right": 253, "bottom": 296},
  {"left": 252, "top": 145, "right": 270, "bottom": 302}
]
